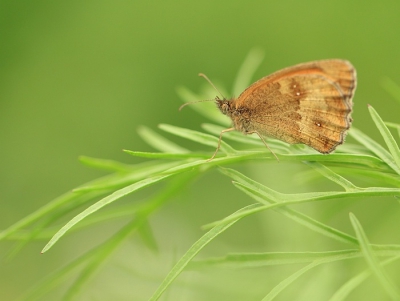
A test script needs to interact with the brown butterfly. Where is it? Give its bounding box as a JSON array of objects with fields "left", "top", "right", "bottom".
[{"left": 182, "top": 59, "right": 356, "bottom": 161}]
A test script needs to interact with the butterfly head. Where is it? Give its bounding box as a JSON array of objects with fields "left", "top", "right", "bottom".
[{"left": 215, "top": 96, "right": 232, "bottom": 116}]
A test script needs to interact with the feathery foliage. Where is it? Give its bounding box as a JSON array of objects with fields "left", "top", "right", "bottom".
[{"left": 2, "top": 50, "right": 400, "bottom": 301}]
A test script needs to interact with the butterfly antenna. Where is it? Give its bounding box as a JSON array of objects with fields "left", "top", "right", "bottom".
[
  {"left": 179, "top": 73, "right": 227, "bottom": 111},
  {"left": 198, "top": 73, "right": 226, "bottom": 100},
  {"left": 179, "top": 99, "right": 214, "bottom": 111}
]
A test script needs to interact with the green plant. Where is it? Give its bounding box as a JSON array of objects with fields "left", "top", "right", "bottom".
[{"left": 2, "top": 50, "right": 400, "bottom": 301}]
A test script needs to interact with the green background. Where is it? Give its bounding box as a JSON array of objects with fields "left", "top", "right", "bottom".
[{"left": 1, "top": 1, "right": 400, "bottom": 300}]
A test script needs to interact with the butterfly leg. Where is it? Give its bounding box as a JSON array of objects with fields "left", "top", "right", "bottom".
[
  {"left": 207, "top": 127, "right": 235, "bottom": 162},
  {"left": 247, "top": 130, "right": 280, "bottom": 162}
]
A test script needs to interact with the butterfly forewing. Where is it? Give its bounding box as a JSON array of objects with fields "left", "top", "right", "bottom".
[{"left": 233, "top": 59, "right": 356, "bottom": 153}]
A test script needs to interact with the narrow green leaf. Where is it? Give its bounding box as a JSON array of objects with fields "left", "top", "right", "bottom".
[
  {"left": 158, "top": 152, "right": 278, "bottom": 176},
  {"left": 0, "top": 191, "right": 99, "bottom": 241},
  {"left": 22, "top": 173, "right": 196, "bottom": 300},
  {"left": 138, "top": 219, "right": 159, "bottom": 252},
  {"left": 62, "top": 173, "right": 196, "bottom": 300},
  {"left": 19, "top": 250, "right": 95, "bottom": 301},
  {"left": 349, "top": 127, "right": 400, "bottom": 175},
  {"left": 41, "top": 174, "right": 173, "bottom": 253},
  {"left": 189, "top": 250, "right": 360, "bottom": 269},
  {"left": 148, "top": 204, "right": 260, "bottom": 301},
  {"left": 201, "top": 123, "right": 290, "bottom": 153},
  {"left": 79, "top": 156, "right": 133, "bottom": 172},
  {"left": 8, "top": 162, "right": 162, "bottom": 240},
  {"left": 305, "top": 162, "right": 359, "bottom": 191},
  {"left": 62, "top": 218, "right": 141, "bottom": 301},
  {"left": 385, "top": 122, "right": 400, "bottom": 139},
  {"left": 189, "top": 249, "right": 400, "bottom": 270},
  {"left": 381, "top": 77, "right": 400, "bottom": 105},
  {"left": 74, "top": 161, "right": 180, "bottom": 192},
  {"left": 218, "top": 167, "right": 283, "bottom": 200},
  {"left": 280, "top": 152, "right": 388, "bottom": 170},
  {"left": 329, "top": 255, "right": 400, "bottom": 301},
  {"left": 137, "top": 126, "right": 189, "bottom": 153},
  {"left": 21, "top": 218, "right": 141, "bottom": 301},
  {"left": 349, "top": 213, "right": 400, "bottom": 300},
  {"left": 204, "top": 181, "right": 400, "bottom": 229},
  {"left": 328, "top": 166, "right": 400, "bottom": 187},
  {"left": 368, "top": 105, "right": 400, "bottom": 171},
  {"left": 123, "top": 150, "right": 209, "bottom": 159},
  {"left": 264, "top": 248, "right": 400, "bottom": 301},
  {"left": 262, "top": 261, "right": 322, "bottom": 301},
  {"left": 218, "top": 168, "right": 358, "bottom": 245},
  {"left": 202, "top": 123, "right": 265, "bottom": 146},
  {"left": 158, "top": 123, "right": 236, "bottom": 155},
  {"left": 232, "top": 48, "right": 265, "bottom": 96}
]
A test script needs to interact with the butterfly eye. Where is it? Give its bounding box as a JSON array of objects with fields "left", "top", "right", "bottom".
[{"left": 219, "top": 102, "right": 230, "bottom": 114}]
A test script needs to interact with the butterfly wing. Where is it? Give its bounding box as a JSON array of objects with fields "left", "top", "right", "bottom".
[{"left": 235, "top": 60, "right": 356, "bottom": 153}]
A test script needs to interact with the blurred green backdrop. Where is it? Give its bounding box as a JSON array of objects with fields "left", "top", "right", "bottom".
[{"left": 1, "top": 1, "right": 400, "bottom": 300}]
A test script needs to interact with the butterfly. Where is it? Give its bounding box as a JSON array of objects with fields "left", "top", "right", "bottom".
[{"left": 183, "top": 59, "right": 356, "bottom": 161}]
